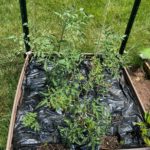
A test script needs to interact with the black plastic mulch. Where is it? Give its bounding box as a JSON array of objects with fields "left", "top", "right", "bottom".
[{"left": 13, "top": 58, "right": 144, "bottom": 150}]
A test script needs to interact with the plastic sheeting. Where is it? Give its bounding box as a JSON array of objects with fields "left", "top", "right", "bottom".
[{"left": 13, "top": 58, "right": 144, "bottom": 150}]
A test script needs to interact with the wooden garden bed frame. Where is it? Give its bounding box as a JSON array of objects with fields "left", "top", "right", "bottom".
[
  {"left": 144, "top": 61, "right": 150, "bottom": 78},
  {"left": 6, "top": 53, "right": 31, "bottom": 150},
  {"left": 6, "top": 53, "right": 150, "bottom": 150}
]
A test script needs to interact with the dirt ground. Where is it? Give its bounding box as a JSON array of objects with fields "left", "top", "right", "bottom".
[
  {"left": 37, "top": 144, "right": 67, "bottom": 150},
  {"left": 101, "top": 136, "right": 119, "bottom": 150},
  {"left": 129, "top": 68, "right": 150, "bottom": 111}
]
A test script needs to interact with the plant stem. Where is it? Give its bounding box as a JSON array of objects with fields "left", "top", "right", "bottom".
[{"left": 59, "top": 21, "right": 67, "bottom": 51}]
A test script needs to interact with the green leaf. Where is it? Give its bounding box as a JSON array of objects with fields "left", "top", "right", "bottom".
[
  {"left": 139, "top": 48, "right": 150, "bottom": 59},
  {"left": 145, "top": 113, "right": 150, "bottom": 125},
  {"left": 144, "top": 137, "right": 150, "bottom": 146},
  {"left": 22, "top": 112, "right": 40, "bottom": 131},
  {"left": 58, "top": 59, "right": 66, "bottom": 65}
]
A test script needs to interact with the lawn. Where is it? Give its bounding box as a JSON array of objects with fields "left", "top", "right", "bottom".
[{"left": 0, "top": 0, "right": 150, "bottom": 149}]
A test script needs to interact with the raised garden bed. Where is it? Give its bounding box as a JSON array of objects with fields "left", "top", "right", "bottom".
[
  {"left": 6, "top": 53, "right": 150, "bottom": 150},
  {"left": 6, "top": 7, "right": 150, "bottom": 150}
]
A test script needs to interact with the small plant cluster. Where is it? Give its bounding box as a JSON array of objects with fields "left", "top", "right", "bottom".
[
  {"left": 22, "top": 112, "right": 40, "bottom": 131},
  {"left": 22, "top": 8, "right": 126, "bottom": 149},
  {"left": 95, "top": 28, "right": 128, "bottom": 78},
  {"left": 136, "top": 113, "right": 150, "bottom": 146}
]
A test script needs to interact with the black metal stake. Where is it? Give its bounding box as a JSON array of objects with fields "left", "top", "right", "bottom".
[
  {"left": 119, "top": 0, "right": 141, "bottom": 55},
  {"left": 19, "top": 0, "right": 30, "bottom": 52}
]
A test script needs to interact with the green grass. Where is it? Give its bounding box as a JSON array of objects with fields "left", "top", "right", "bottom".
[{"left": 0, "top": 0, "right": 150, "bottom": 149}]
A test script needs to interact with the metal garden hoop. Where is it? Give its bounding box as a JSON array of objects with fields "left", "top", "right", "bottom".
[{"left": 19, "top": 0, "right": 141, "bottom": 55}]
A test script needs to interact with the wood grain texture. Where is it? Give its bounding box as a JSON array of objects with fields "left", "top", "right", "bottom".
[{"left": 6, "top": 54, "right": 30, "bottom": 150}]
